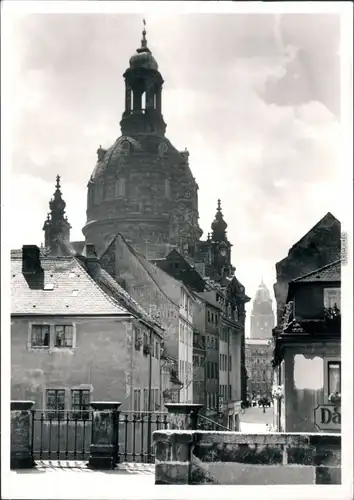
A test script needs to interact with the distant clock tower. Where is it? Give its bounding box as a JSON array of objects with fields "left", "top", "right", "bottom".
[{"left": 250, "top": 280, "right": 275, "bottom": 340}]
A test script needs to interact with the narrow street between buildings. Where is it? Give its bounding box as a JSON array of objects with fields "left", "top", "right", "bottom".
[{"left": 239, "top": 404, "right": 274, "bottom": 433}]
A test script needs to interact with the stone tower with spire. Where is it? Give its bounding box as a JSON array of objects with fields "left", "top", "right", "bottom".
[
  {"left": 43, "top": 175, "right": 72, "bottom": 256},
  {"left": 250, "top": 279, "right": 275, "bottom": 340},
  {"left": 83, "top": 21, "right": 202, "bottom": 258},
  {"left": 197, "top": 199, "right": 235, "bottom": 281}
]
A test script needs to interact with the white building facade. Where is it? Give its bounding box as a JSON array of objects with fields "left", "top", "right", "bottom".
[{"left": 178, "top": 286, "right": 194, "bottom": 403}]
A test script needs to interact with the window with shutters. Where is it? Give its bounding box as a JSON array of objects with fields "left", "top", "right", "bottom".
[
  {"left": 71, "top": 389, "right": 90, "bottom": 420},
  {"left": 55, "top": 325, "right": 73, "bottom": 348},
  {"left": 46, "top": 389, "right": 65, "bottom": 420},
  {"left": 31, "top": 325, "right": 50, "bottom": 348}
]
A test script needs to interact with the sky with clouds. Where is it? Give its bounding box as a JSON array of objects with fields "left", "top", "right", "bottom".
[{"left": 8, "top": 8, "right": 345, "bottom": 334}]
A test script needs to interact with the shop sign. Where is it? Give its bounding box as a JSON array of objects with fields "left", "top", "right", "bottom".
[{"left": 314, "top": 404, "right": 341, "bottom": 431}]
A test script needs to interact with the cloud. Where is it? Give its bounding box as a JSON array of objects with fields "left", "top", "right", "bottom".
[{"left": 9, "top": 12, "right": 342, "bottom": 326}]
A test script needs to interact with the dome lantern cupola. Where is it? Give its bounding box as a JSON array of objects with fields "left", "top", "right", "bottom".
[
  {"left": 129, "top": 19, "right": 159, "bottom": 71},
  {"left": 120, "top": 19, "right": 166, "bottom": 136}
]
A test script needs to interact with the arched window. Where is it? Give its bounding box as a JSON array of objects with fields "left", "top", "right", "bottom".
[
  {"left": 165, "top": 179, "right": 170, "bottom": 198},
  {"left": 115, "top": 178, "right": 126, "bottom": 198}
]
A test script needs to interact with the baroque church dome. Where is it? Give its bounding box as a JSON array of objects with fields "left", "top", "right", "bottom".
[{"left": 83, "top": 23, "right": 202, "bottom": 259}]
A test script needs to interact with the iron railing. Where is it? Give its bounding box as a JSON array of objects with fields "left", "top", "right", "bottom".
[
  {"left": 198, "top": 414, "right": 231, "bottom": 431},
  {"left": 31, "top": 410, "right": 92, "bottom": 461},
  {"left": 30, "top": 410, "right": 170, "bottom": 464}
]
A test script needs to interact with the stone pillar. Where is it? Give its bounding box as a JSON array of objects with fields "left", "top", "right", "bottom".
[
  {"left": 156, "top": 87, "right": 162, "bottom": 113},
  {"left": 154, "top": 430, "right": 193, "bottom": 484},
  {"left": 11, "top": 401, "right": 35, "bottom": 469},
  {"left": 88, "top": 402, "right": 121, "bottom": 470},
  {"left": 165, "top": 404, "right": 203, "bottom": 430},
  {"left": 125, "top": 83, "right": 132, "bottom": 113}
]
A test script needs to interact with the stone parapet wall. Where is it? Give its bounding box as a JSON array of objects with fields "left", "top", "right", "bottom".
[{"left": 153, "top": 430, "right": 341, "bottom": 485}]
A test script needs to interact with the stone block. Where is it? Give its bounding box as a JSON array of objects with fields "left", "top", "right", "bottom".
[
  {"left": 155, "top": 462, "right": 190, "bottom": 485},
  {"left": 153, "top": 430, "right": 342, "bottom": 485},
  {"left": 11, "top": 400, "right": 35, "bottom": 469},
  {"left": 191, "top": 463, "right": 316, "bottom": 485},
  {"left": 315, "top": 466, "right": 341, "bottom": 484},
  {"left": 88, "top": 401, "right": 121, "bottom": 469}
]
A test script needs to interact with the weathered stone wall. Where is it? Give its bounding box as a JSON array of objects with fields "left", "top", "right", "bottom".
[
  {"left": 11, "top": 316, "right": 160, "bottom": 411},
  {"left": 153, "top": 430, "right": 341, "bottom": 485}
]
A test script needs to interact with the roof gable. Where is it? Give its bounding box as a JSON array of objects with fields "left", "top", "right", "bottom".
[{"left": 288, "top": 212, "right": 340, "bottom": 255}]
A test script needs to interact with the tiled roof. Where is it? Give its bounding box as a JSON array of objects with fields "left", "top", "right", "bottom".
[
  {"left": 11, "top": 248, "right": 48, "bottom": 258},
  {"left": 292, "top": 260, "right": 341, "bottom": 283},
  {"left": 88, "top": 263, "right": 162, "bottom": 330},
  {"left": 11, "top": 256, "right": 131, "bottom": 316}
]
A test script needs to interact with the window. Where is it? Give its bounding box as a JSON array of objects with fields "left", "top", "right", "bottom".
[
  {"left": 31, "top": 325, "right": 50, "bottom": 348},
  {"left": 115, "top": 178, "right": 126, "bottom": 198},
  {"left": 165, "top": 179, "right": 170, "bottom": 198},
  {"left": 211, "top": 313, "right": 214, "bottom": 323},
  {"left": 154, "top": 389, "right": 160, "bottom": 410},
  {"left": 200, "top": 357, "right": 205, "bottom": 367},
  {"left": 328, "top": 361, "right": 341, "bottom": 396},
  {"left": 155, "top": 340, "right": 159, "bottom": 359},
  {"left": 207, "top": 311, "right": 210, "bottom": 322},
  {"left": 143, "top": 389, "right": 148, "bottom": 411},
  {"left": 215, "top": 314, "right": 218, "bottom": 325},
  {"left": 229, "top": 356, "right": 232, "bottom": 371},
  {"left": 46, "top": 389, "right": 65, "bottom": 420},
  {"left": 324, "top": 288, "right": 341, "bottom": 310},
  {"left": 71, "top": 389, "right": 90, "bottom": 419},
  {"left": 134, "top": 389, "right": 141, "bottom": 411},
  {"left": 207, "top": 361, "right": 210, "bottom": 379},
  {"left": 55, "top": 325, "right": 73, "bottom": 348},
  {"left": 229, "top": 385, "right": 232, "bottom": 400},
  {"left": 220, "top": 354, "right": 222, "bottom": 370}
]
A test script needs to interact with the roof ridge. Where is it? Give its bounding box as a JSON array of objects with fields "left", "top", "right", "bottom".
[
  {"left": 289, "top": 213, "right": 340, "bottom": 251},
  {"left": 98, "top": 267, "right": 159, "bottom": 326},
  {"left": 292, "top": 259, "right": 341, "bottom": 282},
  {"left": 74, "top": 257, "right": 131, "bottom": 315},
  {"left": 116, "top": 234, "right": 180, "bottom": 308}
]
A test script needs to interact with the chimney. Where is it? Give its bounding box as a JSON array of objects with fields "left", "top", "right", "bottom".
[{"left": 22, "top": 245, "right": 42, "bottom": 275}]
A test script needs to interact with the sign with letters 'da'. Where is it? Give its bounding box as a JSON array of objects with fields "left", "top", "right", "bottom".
[{"left": 314, "top": 404, "right": 341, "bottom": 432}]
